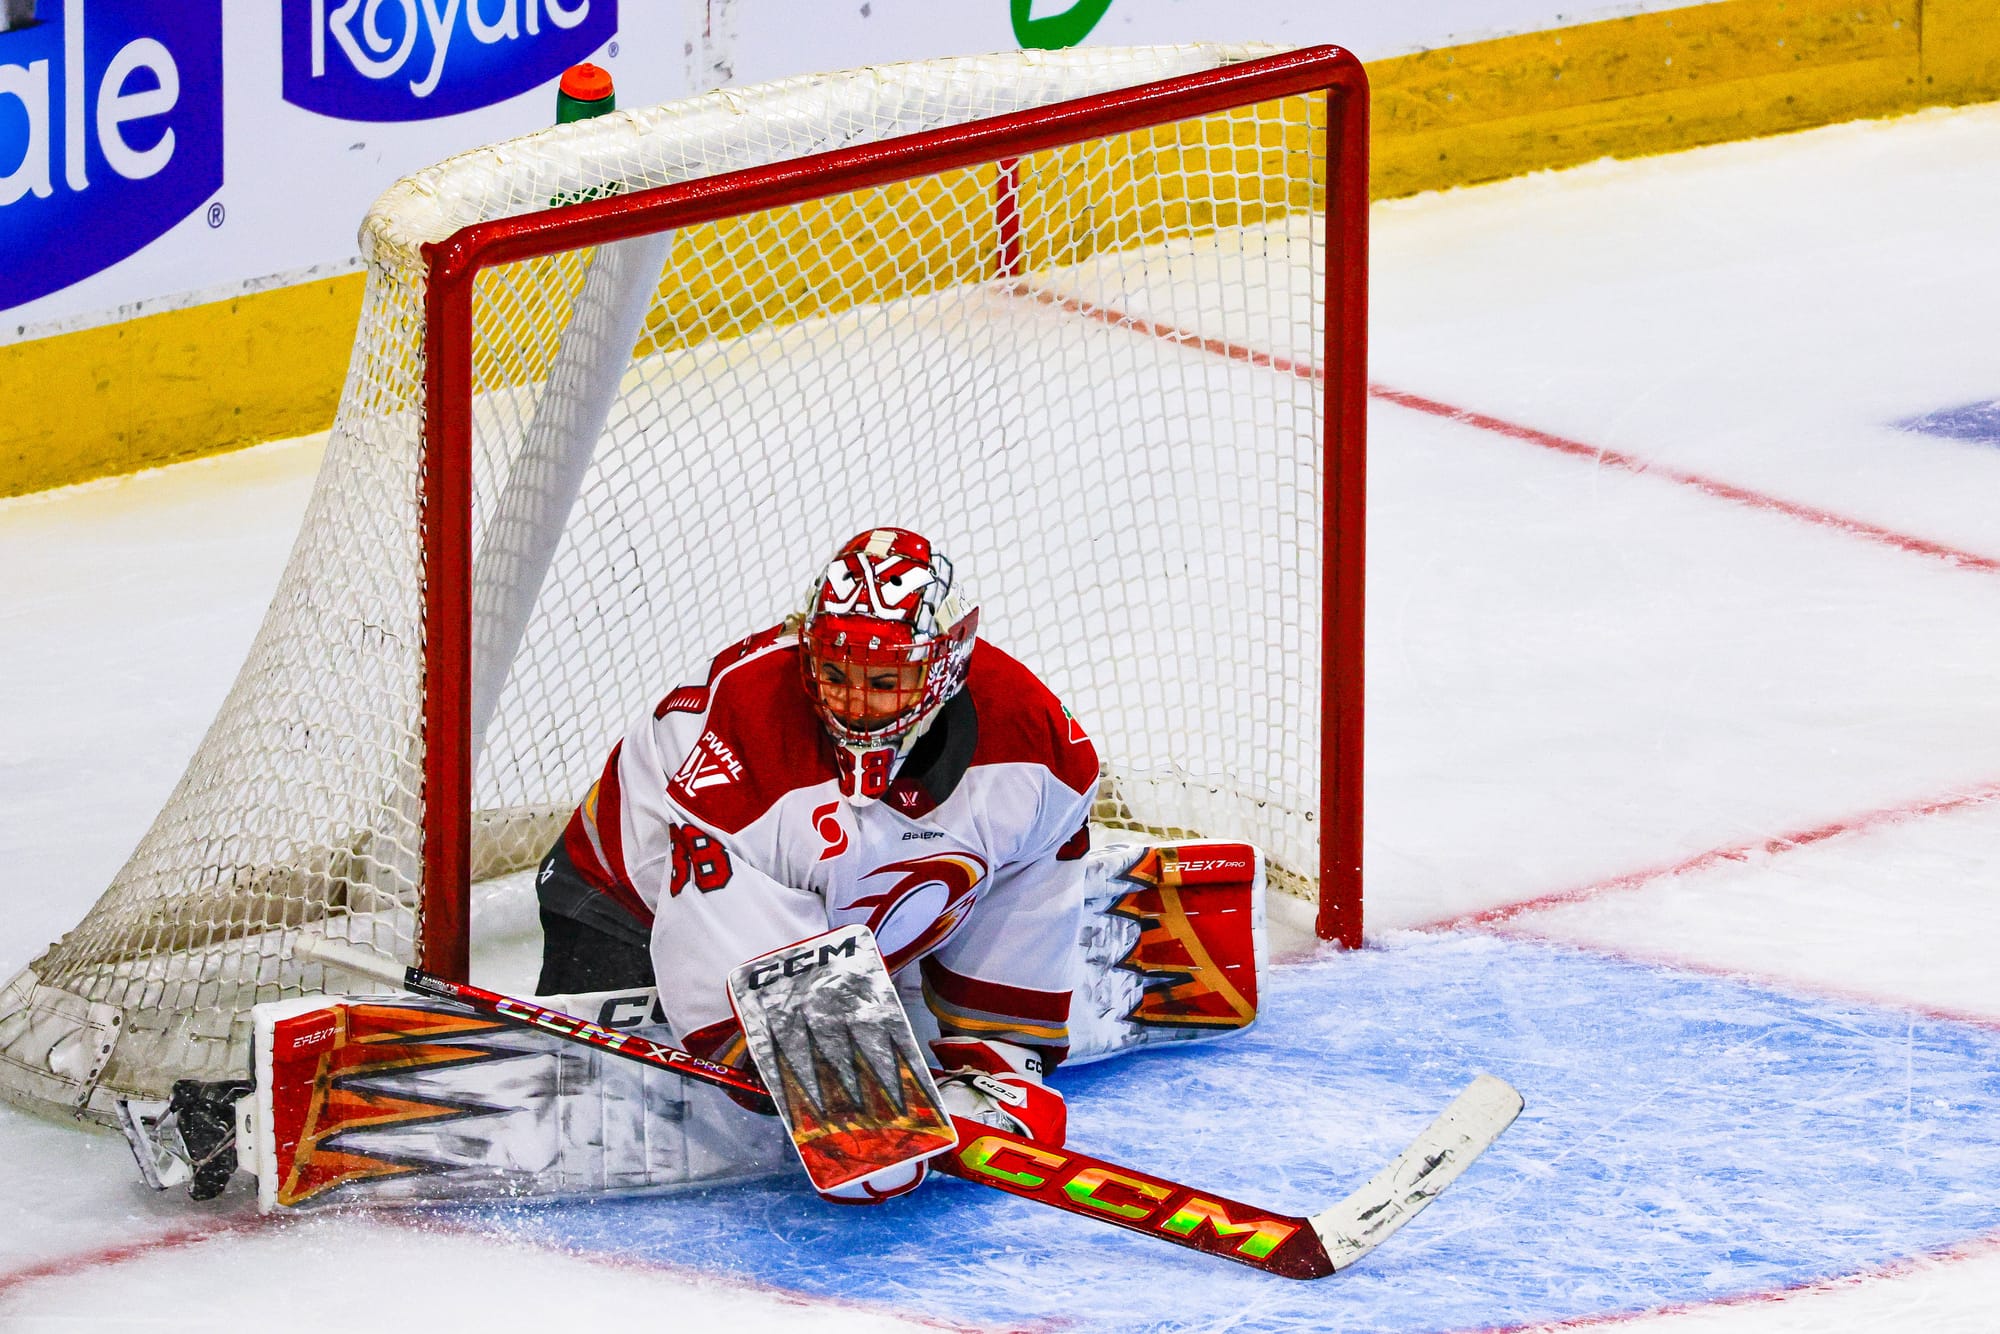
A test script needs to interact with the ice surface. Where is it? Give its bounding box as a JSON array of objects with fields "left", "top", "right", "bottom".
[
  {"left": 8, "top": 102, "right": 2000, "bottom": 1331},
  {"left": 1493, "top": 793, "right": 2000, "bottom": 1023},
  {"left": 1362, "top": 398, "right": 2000, "bottom": 930},
  {"left": 1369, "top": 104, "right": 2000, "bottom": 561},
  {"left": 442, "top": 935, "right": 2000, "bottom": 1332}
]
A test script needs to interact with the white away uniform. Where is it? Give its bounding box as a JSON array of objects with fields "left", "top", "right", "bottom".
[
  {"left": 158, "top": 569, "right": 1272, "bottom": 1212},
  {"left": 550, "top": 623, "right": 1100, "bottom": 1073}
]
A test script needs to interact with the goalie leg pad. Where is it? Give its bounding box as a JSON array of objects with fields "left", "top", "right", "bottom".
[
  {"left": 243, "top": 988, "right": 791, "bottom": 1212},
  {"left": 135, "top": 842, "right": 1265, "bottom": 1210},
  {"left": 1066, "top": 840, "right": 1267, "bottom": 1065}
]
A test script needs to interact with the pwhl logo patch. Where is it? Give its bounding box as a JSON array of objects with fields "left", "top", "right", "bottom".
[
  {"left": 283, "top": 0, "right": 617, "bottom": 122},
  {"left": 0, "top": 0, "right": 223, "bottom": 311}
]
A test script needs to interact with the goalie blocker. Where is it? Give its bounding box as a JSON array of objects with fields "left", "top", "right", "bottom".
[{"left": 123, "top": 839, "right": 1267, "bottom": 1211}]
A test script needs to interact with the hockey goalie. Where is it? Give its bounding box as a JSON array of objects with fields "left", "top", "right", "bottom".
[{"left": 123, "top": 527, "right": 1274, "bottom": 1213}]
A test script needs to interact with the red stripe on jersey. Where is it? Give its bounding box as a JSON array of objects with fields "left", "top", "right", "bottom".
[
  {"left": 557, "top": 818, "right": 653, "bottom": 927},
  {"left": 558, "top": 744, "right": 655, "bottom": 927},
  {"left": 560, "top": 806, "right": 612, "bottom": 887},
  {"left": 656, "top": 625, "right": 793, "bottom": 718},
  {"left": 923, "top": 975, "right": 1071, "bottom": 1069},
  {"left": 961, "top": 641, "right": 1099, "bottom": 796},
  {"left": 655, "top": 686, "right": 706, "bottom": 717},
  {"left": 920, "top": 955, "right": 1072, "bottom": 1032},
  {"left": 592, "top": 741, "right": 630, "bottom": 886}
]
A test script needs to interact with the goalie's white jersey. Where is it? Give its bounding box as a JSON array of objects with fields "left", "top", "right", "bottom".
[{"left": 557, "top": 625, "right": 1100, "bottom": 1069}]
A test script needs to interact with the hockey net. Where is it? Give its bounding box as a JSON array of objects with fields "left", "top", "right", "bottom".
[{"left": 0, "top": 44, "right": 1367, "bottom": 1124}]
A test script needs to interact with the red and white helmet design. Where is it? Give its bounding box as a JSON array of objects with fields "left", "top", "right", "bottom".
[
  {"left": 812, "top": 530, "right": 945, "bottom": 627},
  {"left": 799, "top": 528, "right": 979, "bottom": 798}
]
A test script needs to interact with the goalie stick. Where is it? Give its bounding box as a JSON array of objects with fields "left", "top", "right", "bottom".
[{"left": 299, "top": 937, "right": 1522, "bottom": 1279}]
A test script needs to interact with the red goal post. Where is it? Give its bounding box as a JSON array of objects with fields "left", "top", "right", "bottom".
[{"left": 418, "top": 45, "right": 1371, "bottom": 972}]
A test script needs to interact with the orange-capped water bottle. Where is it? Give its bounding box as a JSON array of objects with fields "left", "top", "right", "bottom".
[{"left": 556, "top": 62, "right": 615, "bottom": 124}]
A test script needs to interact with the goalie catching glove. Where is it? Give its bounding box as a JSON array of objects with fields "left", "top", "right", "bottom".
[{"left": 815, "top": 1037, "right": 1065, "bottom": 1205}]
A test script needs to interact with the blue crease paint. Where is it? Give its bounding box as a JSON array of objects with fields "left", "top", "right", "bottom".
[
  {"left": 444, "top": 935, "right": 2000, "bottom": 1334},
  {"left": 1895, "top": 400, "right": 2000, "bottom": 448}
]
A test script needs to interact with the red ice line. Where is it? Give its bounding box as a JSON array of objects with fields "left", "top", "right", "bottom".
[
  {"left": 1419, "top": 778, "right": 2000, "bottom": 934},
  {"left": 1016, "top": 283, "right": 2000, "bottom": 578},
  {"left": 0, "top": 1209, "right": 1037, "bottom": 1334},
  {"left": 1370, "top": 386, "right": 2000, "bottom": 577},
  {"left": 0, "top": 1214, "right": 268, "bottom": 1299},
  {"left": 1447, "top": 1225, "right": 2000, "bottom": 1333}
]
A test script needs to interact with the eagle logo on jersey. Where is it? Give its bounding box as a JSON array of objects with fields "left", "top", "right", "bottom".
[{"left": 850, "top": 852, "right": 989, "bottom": 973}]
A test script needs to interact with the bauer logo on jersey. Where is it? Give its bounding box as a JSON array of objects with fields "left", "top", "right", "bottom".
[
  {"left": 850, "top": 852, "right": 988, "bottom": 972},
  {"left": 670, "top": 730, "right": 743, "bottom": 798},
  {"left": 0, "top": 0, "right": 224, "bottom": 311},
  {"left": 280, "top": 0, "right": 617, "bottom": 122}
]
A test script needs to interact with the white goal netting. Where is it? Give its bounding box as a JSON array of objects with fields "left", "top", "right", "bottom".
[{"left": 0, "top": 45, "right": 1345, "bottom": 1125}]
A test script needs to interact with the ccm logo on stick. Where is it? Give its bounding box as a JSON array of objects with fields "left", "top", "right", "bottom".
[
  {"left": 739, "top": 935, "right": 860, "bottom": 991},
  {"left": 956, "top": 1135, "right": 1303, "bottom": 1265}
]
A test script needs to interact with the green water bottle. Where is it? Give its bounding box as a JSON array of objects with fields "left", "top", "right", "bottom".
[
  {"left": 556, "top": 62, "right": 615, "bottom": 123},
  {"left": 552, "top": 63, "right": 618, "bottom": 206}
]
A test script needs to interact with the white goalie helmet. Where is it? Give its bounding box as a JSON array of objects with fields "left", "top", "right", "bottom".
[{"left": 797, "top": 528, "right": 979, "bottom": 803}]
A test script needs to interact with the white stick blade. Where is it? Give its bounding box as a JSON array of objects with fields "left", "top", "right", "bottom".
[
  {"left": 1310, "top": 1073, "right": 1524, "bottom": 1273},
  {"left": 292, "top": 936, "right": 409, "bottom": 990}
]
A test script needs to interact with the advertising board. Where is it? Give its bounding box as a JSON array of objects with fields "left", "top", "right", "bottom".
[
  {"left": 1, "top": 0, "right": 223, "bottom": 310},
  {"left": 3, "top": 0, "right": 1718, "bottom": 334}
]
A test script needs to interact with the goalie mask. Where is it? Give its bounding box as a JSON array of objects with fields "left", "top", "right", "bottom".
[{"left": 799, "top": 528, "right": 979, "bottom": 804}]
